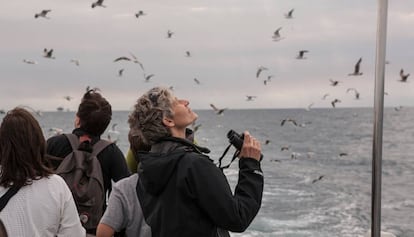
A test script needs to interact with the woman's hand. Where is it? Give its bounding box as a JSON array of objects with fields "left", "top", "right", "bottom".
[{"left": 238, "top": 131, "right": 262, "bottom": 161}]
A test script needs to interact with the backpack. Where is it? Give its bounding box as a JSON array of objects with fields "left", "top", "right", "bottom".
[{"left": 55, "top": 133, "right": 111, "bottom": 231}]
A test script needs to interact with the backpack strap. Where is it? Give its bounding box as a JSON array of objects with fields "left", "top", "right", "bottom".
[
  {"left": 64, "top": 133, "right": 111, "bottom": 156},
  {"left": 91, "top": 140, "right": 112, "bottom": 157},
  {"left": 64, "top": 133, "right": 81, "bottom": 151},
  {"left": 0, "top": 186, "right": 21, "bottom": 212}
]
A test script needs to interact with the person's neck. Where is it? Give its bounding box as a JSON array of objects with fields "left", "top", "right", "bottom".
[{"left": 170, "top": 127, "right": 186, "bottom": 139}]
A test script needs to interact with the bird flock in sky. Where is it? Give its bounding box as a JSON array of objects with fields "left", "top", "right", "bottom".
[
  {"left": 9, "top": 3, "right": 412, "bottom": 186},
  {"left": 20, "top": 3, "right": 411, "bottom": 118}
]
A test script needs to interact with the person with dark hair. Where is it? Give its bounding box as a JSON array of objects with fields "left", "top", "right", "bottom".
[
  {"left": 46, "top": 89, "right": 130, "bottom": 235},
  {"left": 126, "top": 86, "right": 264, "bottom": 237},
  {"left": 0, "top": 108, "right": 85, "bottom": 236}
]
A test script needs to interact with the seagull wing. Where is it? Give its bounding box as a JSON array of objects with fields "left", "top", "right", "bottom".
[
  {"left": 256, "top": 68, "right": 262, "bottom": 78},
  {"left": 42, "top": 10, "right": 51, "bottom": 15},
  {"left": 114, "top": 56, "right": 131, "bottom": 62},
  {"left": 210, "top": 104, "right": 219, "bottom": 111},
  {"left": 354, "top": 57, "right": 362, "bottom": 73},
  {"left": 145, "top": 74, "right": 154, "bottom": 80}
]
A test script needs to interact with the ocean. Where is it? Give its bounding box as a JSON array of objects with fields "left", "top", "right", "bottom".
[{"left": 18, "top": 107, "right": 414, "bottom": 237}]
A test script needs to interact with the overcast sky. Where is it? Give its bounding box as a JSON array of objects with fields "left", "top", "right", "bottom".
[{"left": 1, "top": 0, "right": 413, "bottom": 111}]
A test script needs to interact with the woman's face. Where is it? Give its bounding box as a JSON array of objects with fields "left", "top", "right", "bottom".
[{"left": 170, "top": 97, "right": 198, "bottom": 129}]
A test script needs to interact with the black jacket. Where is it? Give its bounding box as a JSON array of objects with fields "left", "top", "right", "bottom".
[
  {"left": 137, "top": 137, "right": 264, "bottom": 237},
  {"left": 46, "top": 128, "right": 130, "bottom": 197}
]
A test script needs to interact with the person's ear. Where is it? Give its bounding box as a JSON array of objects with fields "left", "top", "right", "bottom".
[
  {"left": 162, "top": 117, "right": 174, "bottom": 127},
  {"left": 74, "top": 115, "right": 81, "bottom": 128}
]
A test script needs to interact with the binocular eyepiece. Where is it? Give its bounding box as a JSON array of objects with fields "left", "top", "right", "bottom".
[
  {"left": 227, "top": 129, "right": 263, "bottom": 161},
  {"left": 227, "top": 130, "right": 244, "bottom": 150}
]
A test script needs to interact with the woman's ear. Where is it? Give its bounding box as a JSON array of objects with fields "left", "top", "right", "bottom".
[{"left": 162, "top": 117, "right": 175, "bottom": 127}]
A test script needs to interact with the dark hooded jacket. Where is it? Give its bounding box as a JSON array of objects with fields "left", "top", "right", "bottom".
[{"left": 136, "top": 137, "right": 264, "bottom": 237}]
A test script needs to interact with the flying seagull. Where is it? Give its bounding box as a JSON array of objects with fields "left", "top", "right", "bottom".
[
  {"left": 193, "top": 78, "right": 201, "bottom": 85},
  {"left": 49, "top": 127, "right": 64, "bottom": 136},
  {"left": 114, "top": 54, "right": 144, "bottom": 71},
  {"left": 118, "top": 69, "right": 124, "bottom": 77},
  {"left": 305, "top": 103, "right": 314, "bottom": 111},
  {"left": 284, "top": 8, "right": 294, "bottom": 19},
  {"left": 329, "top": 79, "right": 341, "bottom": 86},
  {"left": 394, "top": 106, "right": 403, "bottom": 111},
  {"left": 281, "top": 145, "right": 290, "bottom": 151},
  {"left": 348, "top": 57, "right": 363, "bottom": 76},
  {"left": 43, "top": 48, "right": 55, "bottom": 59},
  {"left": 144, "top": 74, "right": 155, "bottom": 82},
  {"left": 346, "top": 88, "right": 360, "bottom": 100},
  {"left": 296, "top": 50, "right": 309, "bottom": 59},
  {"left": 185, "top": 51, "right": 191, "bottom": 57},
  {"left": 91, "top": 0, "right": 106, "bottom": 8},
  {"left": 210, "top": 104, "right": 227, "bottom": 115},
  {"left": 264, "top": 75, "right": 273, "bottom": 85},
  {"left": 322, "top": 93, "right": 329, "bottom": 100},
  {"left": 114, "top": 56, "right": 131, "bottom": 62},
  {"left": 35, "top": 10, "right": 51, "bottom": 19},
  {"left": 331, "top": 98, "right": 341, "bottom": 108},
  {"left": 63, "top": 96, "right": 73, "bottom": 101},
  {"left": 107, "top": 123, "right": 120, "bottom": 143},
  {"left": 272, "top": 27, "right": 283, "bottom": 41},
  {"left": 129, "top": 52, "right": 145, "bottom": 71},
  {"left": 312, "top": 175, "right": 325, "bottom": 184},
  {"left": 256, "top": 66, "right": 268, "bottom": 78},
  {"left": 70, "top": 59, "right": 80, "bottom": 66},
  {"left": 167, "top": 30, "right": 174, "bottom": 38},
  {"left": 281, "top": 118, "right": 297, "bottom": 127},
  {"left": 246, "top": 95, "right": 257, "bottom": 101},
  {"left": 135, "top": 10, "right": 146, "bottom": 18},
  {"left": 23, "top": 59, "right": 37, "bottom": 64},
  {"left": 399, "top": 69, "right": 410, "bottom": 82}
]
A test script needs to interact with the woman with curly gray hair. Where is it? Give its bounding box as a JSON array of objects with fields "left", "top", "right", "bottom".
[{"left": 127, "top": 86, "right": 263, "bottom": 237}]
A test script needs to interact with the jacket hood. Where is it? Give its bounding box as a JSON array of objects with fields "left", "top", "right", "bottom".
[{"left": 137, "top": 137, "right": 210, "bottom": 195}]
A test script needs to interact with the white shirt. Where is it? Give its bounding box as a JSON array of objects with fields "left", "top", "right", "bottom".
[{"left": 0, "top": 174, "right": 85, "bottom": 237}]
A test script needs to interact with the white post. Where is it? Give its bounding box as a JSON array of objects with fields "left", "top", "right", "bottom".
[{"left": 372, "top": 0, "right": 388, "bottom": 236}]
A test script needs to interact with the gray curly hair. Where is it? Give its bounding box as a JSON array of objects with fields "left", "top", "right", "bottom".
[{"left": 128, "top": 87, "right": 176, "bottom": 145}]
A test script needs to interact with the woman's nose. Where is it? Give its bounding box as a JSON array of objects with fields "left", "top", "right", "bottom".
[{"left": 179, "top": 99, "right": 189, "bottom": 106}]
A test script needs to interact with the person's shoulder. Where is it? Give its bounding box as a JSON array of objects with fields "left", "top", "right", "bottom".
[
  {"left": 112, "top": 174, "right": 138, "bottom": 196},
  {"left": 99, "top": 141, "right": 122, "bottom": 153},
  {"left": 32, "top": 174, "right": 69, "bottom": 193},
  {"left": 114, "top": 173, "right": 138, "bottom": 188},
  {"left": 47, "top": 133, "right": 68, "bottom": 144},
  {"left": 181, "top": 150, "right": 214, "bottom": 167},
  {"left": 46, "top": 174, "right": 67, "bottom": 185}
]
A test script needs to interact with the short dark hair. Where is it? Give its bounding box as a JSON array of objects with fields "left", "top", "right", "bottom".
[
  {"left": 0, "top": 107, "right": 53, "bottom": 188},
  {"left": 77, "top": 89, "right": 112, "bottom": 136}
]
